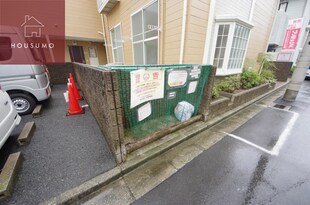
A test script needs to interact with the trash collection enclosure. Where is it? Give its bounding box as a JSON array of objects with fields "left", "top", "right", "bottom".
[
  {"left": 101, "top": 64, "right": 211, "bottom": 143},
  {"left": 74, "top": 63, "right": 212, "bottom": 163}
]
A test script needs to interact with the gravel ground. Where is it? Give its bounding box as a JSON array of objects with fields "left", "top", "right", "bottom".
[{"left": 0, "top": 84, "right": 116, "bottom": 205}]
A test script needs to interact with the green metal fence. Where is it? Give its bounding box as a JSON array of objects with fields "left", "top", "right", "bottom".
[{"left": 99, "top": 64, "right": 211, "bottom": 140}]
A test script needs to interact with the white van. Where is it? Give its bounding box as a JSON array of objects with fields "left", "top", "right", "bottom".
[
  {"left": 0, "top": 86, "right": 21, "bottom": 149},
  {"left": 0, "top": 26, "right": 51, "bottom": 115}
]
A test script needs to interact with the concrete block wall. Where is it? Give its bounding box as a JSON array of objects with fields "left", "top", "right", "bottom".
[
  {"left": 272, "top": 61, "right": 293, "bottom": 82},
  {"left": 47, "top": 63, "right": 74, "bottom": 84},
  {"left": 198, "top": 66, "right": 217, "bottom": 121},
  {"left": 73, "top": 63, "right": 126, "bottom": 163}
]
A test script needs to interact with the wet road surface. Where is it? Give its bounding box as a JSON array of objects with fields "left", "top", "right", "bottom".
[{"left": 134, "top": 80, "right": 310, "bottom": 205}]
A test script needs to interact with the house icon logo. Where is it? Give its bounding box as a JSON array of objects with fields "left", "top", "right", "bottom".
[{"left": 21, "top": 15, "right": 44, "bottom": 38}]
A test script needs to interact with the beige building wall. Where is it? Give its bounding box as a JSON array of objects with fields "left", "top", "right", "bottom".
[
  {"left": 66, "top": 0, "right": 103, "bottom": 41},
  {"left": 245, "top": 0, "right": 278, "bottom": 63},
  {"left": 104, "top": 0, "right": 211, "bottom": 65},
  {"left": 162, "top": 0, "right": 183, "bottom": 64},
  {"left": 183, "top": 0, "right": 210, "bottom": 64},
  {"left": 65, "top": 40, "right": 107, "bottom": 65},
  {"left": 104, "top": 0, "right": 150, "bottom": 64}
]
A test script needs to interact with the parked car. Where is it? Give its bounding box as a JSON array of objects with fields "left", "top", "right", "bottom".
[
  {"left": 0, "top": 86, "right": 21, "bottom": 149},
  {"left": 306, "top": 66, "right": 310, "bottom": 80},
  {"left": 0, "top": 26, "right": 51, "bottom": 115}
]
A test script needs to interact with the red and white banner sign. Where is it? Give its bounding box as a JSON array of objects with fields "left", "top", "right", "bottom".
[{"left": 282, "top": 18, "right": 303, "bottom": 51}]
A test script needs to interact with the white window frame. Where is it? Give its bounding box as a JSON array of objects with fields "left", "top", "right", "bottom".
[
  {"left": 110, "top": 23, "right": 124, "bottom": 64},
  {"left": 130, "top": 0, "right": 160, "bottom": 65},
  {"left": 210, "top": 17, "right": 253, "bottom": 76}
]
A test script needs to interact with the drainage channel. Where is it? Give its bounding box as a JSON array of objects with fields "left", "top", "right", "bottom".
[{"left": 273, "top": 104, "right": 292, "bottom": 111}]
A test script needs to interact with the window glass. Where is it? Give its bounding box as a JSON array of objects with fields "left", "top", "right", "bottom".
[
  {"left": 0, "top": 37, "right": 12, "bottom": 61},
  {"left": 145, "top": 39, "right": 158, "bottom": 64},
  {"left": 131, "top": 1, "right": 159, "bottom": 64},
  {"left": 117, "top": 47, "right": 124, "bottom": 63},
  {"left": 132, "top": 11, "right": 143, "bottom": 42},
  {"left": 111, "top": 25, "right": 124, "bottom": 63},
  {"left": 133, "top": 42, "right": 144, "bottom": 64},
  {"left": 213, "top": 24, "right": 229, "bottom": 69},
  {"left": 143, "top": 1, "right": 158, "bottom": 39},
  {"left": 228, "top": 24, "right": 250, "bottom": 69}
]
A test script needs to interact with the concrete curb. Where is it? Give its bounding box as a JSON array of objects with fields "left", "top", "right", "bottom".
[
  {"left": 41, "top": 81, "right": 289, "bottom": 205},
  {"left": 32, "top": 105, "right": 43, "bottom": 118},
  {"left": 0, "top": 152, "right": 23, "bottom": 200},
  {"left": 17, "top": 122, "right": 36, "bottom": 146}
]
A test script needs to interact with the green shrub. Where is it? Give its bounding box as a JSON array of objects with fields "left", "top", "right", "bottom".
[
  {"left": 212, "top": 85, "right": 220, "bottom": 99},
  {"left": 217, "top": 75, "right": 241, "bottom": 93},
  {"left": 260, "top": 69, "right": 275, "bottom": 83},
  {"left": 257, "top": 53, "right": 276, "bottom": 74},
  {"left": 240, "top": 70, "right": 264, "bottom": 89}
]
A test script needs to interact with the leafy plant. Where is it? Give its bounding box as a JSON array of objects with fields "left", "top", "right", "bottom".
[
  {"left": 240, "top": 70, "right": 264, "bottom": 89},
  {"left": 212, "top": 85, "right": 220, "bottom": 99},
  {"left": 260, "top": 69, "right": 276, "bottom": 83},
  {"left": 257, "top": 53, "right": 276, "bottom": 75},
  {"left": 217, "top": 75, "right": 241, "bottom": 93}
]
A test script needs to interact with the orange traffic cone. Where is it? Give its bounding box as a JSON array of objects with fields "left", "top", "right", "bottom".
[
  {"left": 69, "top": 73, "right": 83, "bottom": 100},
  {"left": 67, "top": 83, "right": 84, "bottom": 116}
]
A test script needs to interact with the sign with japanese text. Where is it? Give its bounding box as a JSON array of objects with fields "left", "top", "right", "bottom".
[
  {"left": 282, "top": 18, "right": 303, "bottom": 51},
  {"left": 130, "top": 69, "right": 165, "bottom": 108}
]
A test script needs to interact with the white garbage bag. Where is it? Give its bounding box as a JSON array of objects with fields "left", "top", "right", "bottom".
[{"left": 174, "top": 101, "right": 195, "bottom": 122}]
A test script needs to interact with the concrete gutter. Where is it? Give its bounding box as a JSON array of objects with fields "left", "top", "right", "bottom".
[{"left": 41, "top": 81, "right": 289, "bottom": 205}]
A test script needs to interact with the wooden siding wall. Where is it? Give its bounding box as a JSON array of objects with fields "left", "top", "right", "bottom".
[
  {"left": 245, "top": 0, "right": 278, "bottom": 61},
  {"left": 104, "top": 0, "right": 211, "bottom": 65},
  {"left": 215, "top": 0, "right": 252, "bottom": 21},
  {"left": 163, "top": 0, "right": 183, "bottom": 64},
  {"left": 66, "top": 0, "right": 103, "bottom": 40},
  {"left": 104, "top": 0, "right": 150, "bottom": 64},
  {"left": 183, "top": 0, "right": 210, "bottom": 64}
]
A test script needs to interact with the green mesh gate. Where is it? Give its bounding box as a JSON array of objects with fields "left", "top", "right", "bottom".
[{"left": 99, "top": 64, "right": 211, "bottom": 140}]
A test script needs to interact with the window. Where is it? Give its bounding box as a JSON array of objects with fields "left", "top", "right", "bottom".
[
  {"left": 228, "top": 24, "right": 250, "bottom": 69},
  {"left": 131, "top": 0, "right": 159, "bottom": 64},
  {"left": 213, "top": 25, "right": 230, "bottom": 69},
  {"left": 110, "top": 24, "right": 124, "bottom": 64},
  {"left": 211, "top": 19, "right": 252, "bottom": 76},
  {"left": 0, "top": 37, "right": 12, "bottom": 61}
]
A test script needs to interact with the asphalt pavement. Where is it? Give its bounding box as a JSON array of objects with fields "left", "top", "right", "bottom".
[
  {"left": 0, "top": 85, "right": 116, "bottom": 205},
  {"left": 134, "top": 80, "right": 310, "bottom": 205}
]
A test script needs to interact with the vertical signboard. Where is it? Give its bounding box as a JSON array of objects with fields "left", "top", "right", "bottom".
[
  {"left": 130, "top": 69, "right": 165, "bottom": 108},
  {"left": 282, "top": 18, "right": 303, "bottom": 52}
]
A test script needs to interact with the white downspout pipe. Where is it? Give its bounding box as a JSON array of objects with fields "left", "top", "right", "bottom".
[
  {"left": 202, "top": 0, "right": 216, "bottom": 64},
  {"left": 179, "top": 0, "right": 188, "bottom": 64},
  {"left": 100, "top": 13, "right": 110, "bottom": 64},
  {"left": 249, "top": 0, "right": 256, "bottom": 22}
]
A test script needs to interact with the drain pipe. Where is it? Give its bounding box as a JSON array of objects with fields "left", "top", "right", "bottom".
[
  {"left": 179, "top": 0, "right": 188, "bottom": 64},
  {"left": 100, "top": 13, "right": 110, "bottom": 64}
]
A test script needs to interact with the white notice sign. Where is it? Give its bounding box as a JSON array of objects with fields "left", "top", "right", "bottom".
[
  {"left": 130, "top": 69, "right": 165, "bottom": 108},
  {"left": 168, "top": 70, "right": 188, "bottom": 87},
  {"left": 138, "top": 102, "right": 152, "bottom": 121},
  {"left": 187, "top": 81, "right": 198, "bottom": 94}
]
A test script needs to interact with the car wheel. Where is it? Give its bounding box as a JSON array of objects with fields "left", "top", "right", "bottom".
[{"left": 9, "top": 93, "right": 37, "bottom": 115}]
